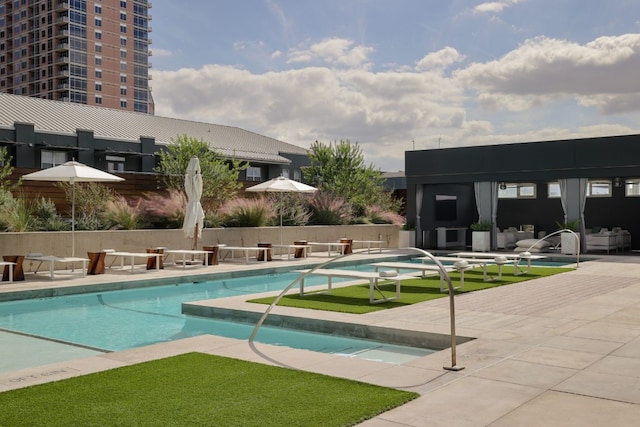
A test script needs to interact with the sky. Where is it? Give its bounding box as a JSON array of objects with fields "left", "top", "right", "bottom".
[{"left": 149, "top": 0, "right": 640, "bottom": 172}]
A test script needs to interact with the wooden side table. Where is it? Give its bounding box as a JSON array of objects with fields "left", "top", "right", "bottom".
[
  {"left": 340, "top": 238, "right": 353, "bottom": 254},
  {"left": 3, "top": 255, "right": 24, "bottom": 281},
  {"left": 257, "top": 243, "right": 273, "bottom": 261},
  {"left": 294, "top": 240, "right": 307, "bottom": 258},
  {"left": 87, "top": 251, "right": 106, "bottom": 275},
  {"left": 146, "top": 248, "right": 164, "bottom": 270},
  {"left": 202, "top": 245, "right": 220, "bottom": 265}
]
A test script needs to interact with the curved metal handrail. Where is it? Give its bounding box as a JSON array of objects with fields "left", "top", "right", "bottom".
[
  {"left": 516, "top": 229, "right": 580, "bottom": 270},
  {"left": 248, "top": 247, "right": 464, "bottom": 371}
]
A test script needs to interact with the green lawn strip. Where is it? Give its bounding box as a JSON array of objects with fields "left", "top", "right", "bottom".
[
  {"left": 0, "top": 352, "right": 417, "bottom": 427},
  {"left": 248, "top": 266, "right": 574, "bottom": 314}
]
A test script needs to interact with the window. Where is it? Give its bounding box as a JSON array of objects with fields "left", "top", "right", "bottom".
[
  {"left": 586, "top": 180, "right": 611, "bottom": 197},
  {"left": 95, "top": 56, "right": 102, "bottom": 65},
  {"left": 547, "top": 182, "right": 561, "bottom": 198},
  {"left": 95, "top": 31, "right": 102, "bottom": 40},
  {"left": 120, "top": 0, "right": 127, "bottom": 7},
  {"left": 120, "top": 74, "right": 126, "bottom": 83},
  {"left": 120, "top": 49, "right": 127, "bottom": 59},
  {"left": 95, "top": 69, "right": 102, "bottom": 78},
  {"left": 95, "top": 95, "right": 102, "bottom": 104},
  {"left": 94, "top": 17, "right": 102, "bottom": 26},
  {"left": 120, "top": 61, "right": 127, "bottom": 71},
  {"left": 120, "top": 24, "right": 127, "bottom": 34},
  {"left": 246, "top": 167, "right": 261, "bottom": 181},
  {"left": 95, "top": 43, "right": 102, "bottom": 53},
  {"left": 107, "top": 155, "right": 125, "bottom": 172},
  {"left": 120, "top": 86, "right": 126, "bottom": 95},
  {"left": 120, "top": 12, "right": 126, "bottom": 20},
  {"left": 95, "top": 5, "right": 101, "bottom": 13},
  {"left": 41, "top": 150, "right": 67, "bottom": 168},
  {"left": 281, "top": 168, "right": 290, "bottom": 178},
  {"left": 625, "top": 179, "right": 640, "bottom": 197},
  {"left": 498, "top": 183, "right": 536, "bottom": 199},
  {"left": 120, "top": 99, "right": 127, "bottom": 108},
  {"left": 293, "top": 169, "right": 302, "bottom": 181},
  {"left": 120, "top": 37, "right": 127, "bottom": 46},
  {"left": 95, "top": 82, "right": 102, "bottom": 91}
]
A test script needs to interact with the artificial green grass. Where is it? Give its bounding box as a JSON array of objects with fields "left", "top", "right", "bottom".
[
  {"left": 0, "top": 352, "right": 418, "bottom": 427},
  {"left": 248, "top": 266, "right": 574, "bottom": 314}
]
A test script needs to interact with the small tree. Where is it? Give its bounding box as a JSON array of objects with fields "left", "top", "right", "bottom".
[
  {"left": 0, "top": 146, "right": 18, "bottom": 191},
  {"left": 155, "top": 134, "right": 248, "bottom": 210},
  {"left": 303, "top": 139, "right": 399, "bottom": 217}
]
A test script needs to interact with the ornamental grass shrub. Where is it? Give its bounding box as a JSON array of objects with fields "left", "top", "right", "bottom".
[{"left": 220, "top": 197, "right": 274, "bottom": 227}]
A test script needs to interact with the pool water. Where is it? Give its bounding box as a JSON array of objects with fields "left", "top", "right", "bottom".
[{"left": 0, "top": 269, "right": 436, "bottom": 367}]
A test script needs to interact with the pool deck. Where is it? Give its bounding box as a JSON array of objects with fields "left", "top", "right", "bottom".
[{"left": 2, "top": 250, "right": 640, "bottom": 425}]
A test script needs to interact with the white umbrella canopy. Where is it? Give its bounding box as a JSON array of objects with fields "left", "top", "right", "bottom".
[
  {"left": 22, "top": 160, "right": 124, "bottom": 256},
  {"left": 182, "top": 156, "right": 205, "bottom": 249},
  {"left": 246, "top": 176, "right": 318, "bottom": 244},
  {"left": 246, "top": 176, "right": 318, "bottom": 193}
]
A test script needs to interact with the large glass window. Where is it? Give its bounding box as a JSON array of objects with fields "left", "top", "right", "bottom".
[
  {"left": 547, "top": 182, "right": 561, "bottom": 198},
  {"left": 498, "top": 183, "right": 536, "bottom": 199},
  {"left": 107, "top": 155, "right": 125, "bottom": 172},
  {"left": 246, "top": 167, "right": 261, "bottom": 181},
  {"left": 41, "top": 150, "right": 67, "bottom": 168},
  {"left": 586, "top": 180, "right": 611, "bottom": 197},
  {"left": 626, "top": 179, "right": 640, "bottom": 197}
]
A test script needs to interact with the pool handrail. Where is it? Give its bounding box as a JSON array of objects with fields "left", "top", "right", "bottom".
[
  {"left": 516, "top": 229, "right": 580, "bottom": 269},
  {"left": 248, "top": 247, "right": 464, "bottom": 371}
]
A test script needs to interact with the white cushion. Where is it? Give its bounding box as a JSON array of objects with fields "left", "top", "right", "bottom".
[
  {"left": 515, "top": 239, "right": 551, "bottom": 249},
  {"left": 379, "top": 270, "right": 398, "bottom": 277},
  {"left": 514, "top": 247, "right": 547, "bottom": 253},
  {"left": 453, "top": 260, "right": 469, "bottom": 270}
]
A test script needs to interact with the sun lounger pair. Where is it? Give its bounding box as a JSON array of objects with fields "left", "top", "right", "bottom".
[
  {"left": 24, "top": 253, "right": 89, "bottom": 280},
  {"left": 295, "top": 268, "right": 416, "bottom": 304}
]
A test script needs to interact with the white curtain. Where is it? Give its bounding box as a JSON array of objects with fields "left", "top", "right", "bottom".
[
  {"left": 578, "top": 178, "right": 588, "bottom": 250},
  {"left": 474, "top": 181, "right": 499, "bottom": 250},
  {"left": 490, "top": 181, "right": 498, "bottom": 250},
  {"left": 415, "top": 184, "right": 423, "bottom": 248},
  {"left": 559, "top": 178, "right": 568, "bottom": 223},
  {"left": 559, "top": 178, "right": 588, "bottom": 252}
]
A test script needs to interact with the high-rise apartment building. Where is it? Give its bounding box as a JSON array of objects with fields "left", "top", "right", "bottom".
[{"left": 0, "top": 0, "right": 153, "bottom": 114}]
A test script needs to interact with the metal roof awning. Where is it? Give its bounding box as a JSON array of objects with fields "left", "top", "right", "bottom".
[
  {"left": 95, "top": 148, "right": 156, "bottom": 157},
  {"left": 41, "top": 143, "right": 91, "bottom": 151}
]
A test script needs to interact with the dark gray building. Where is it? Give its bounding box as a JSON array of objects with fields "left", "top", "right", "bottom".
[
  {"left": 405, "top": 134, "right": 640, "bottom": 251},
  {"left": 0, "top": 92, "right": 310, "bottom": 181}
]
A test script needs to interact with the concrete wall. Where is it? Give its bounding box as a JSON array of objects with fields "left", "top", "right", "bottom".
[{"left": 0, "top": 224, "right": 400, "bottom": 258}]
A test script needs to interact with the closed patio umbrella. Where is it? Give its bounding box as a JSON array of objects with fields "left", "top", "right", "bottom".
[
  {"left": 182, "top": 156, "right": 205, "bottom": 250},
  {"left": 22, "top": 160, "right": 124, "bottom": 257},
  {"left": 246, "top": 176, "right": 317, "bottom": 245}
]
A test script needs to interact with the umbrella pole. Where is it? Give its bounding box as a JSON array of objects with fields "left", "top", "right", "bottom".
[
  {"left": 193, "top": 223, "right": 199, "bottom": 253},
  {"left": 71, "top": 180, "right": 76, "bottom": 257}
]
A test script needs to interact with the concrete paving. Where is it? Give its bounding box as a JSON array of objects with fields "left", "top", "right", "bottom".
[{"left": 1, "top": 251, "right": 640, "bottom": 425}]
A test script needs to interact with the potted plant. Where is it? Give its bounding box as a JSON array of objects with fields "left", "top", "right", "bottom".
[
  {"left": 470, "top": 220, "right": 492, "bottom": 252},
  {"left": 399, "top": 223, "right": 416, "bottom": 248},
  {"left": 556, "top": 220, "right": 580, "bottom": 255}
]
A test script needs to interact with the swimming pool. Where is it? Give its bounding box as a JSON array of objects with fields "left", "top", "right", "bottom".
[{"left": 0, "top": 267, "right": 436, "bottom": 369}]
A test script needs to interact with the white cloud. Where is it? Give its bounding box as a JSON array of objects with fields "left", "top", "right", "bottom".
[
  {"left": 153, "top": 61, "right": 465, "bottom": 170},
  {"left": 152, "top": 33, "right": 640, "bottom": 171},
  {"left": 456, "top": 34, "right": 640, "bottom": 113},
  {"left": 151, "top": 48, "right": 173, "bottom": 57},
  {"left": 473, "top": 0, "right": 525, "bottom": 14},
  {"left": 416, "top": 47, "right": 465, "bottom": 71},
  {"left": 286, "top": 38, "right": 374, "bottom": 68}
]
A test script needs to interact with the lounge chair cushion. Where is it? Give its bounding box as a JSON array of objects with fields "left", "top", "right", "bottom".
[
  {"left": 379, "top": 270, "right": 398, "bottom": 277},
  {"left": 515, "top": 239, "right": 551, "bottom": 250}
]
